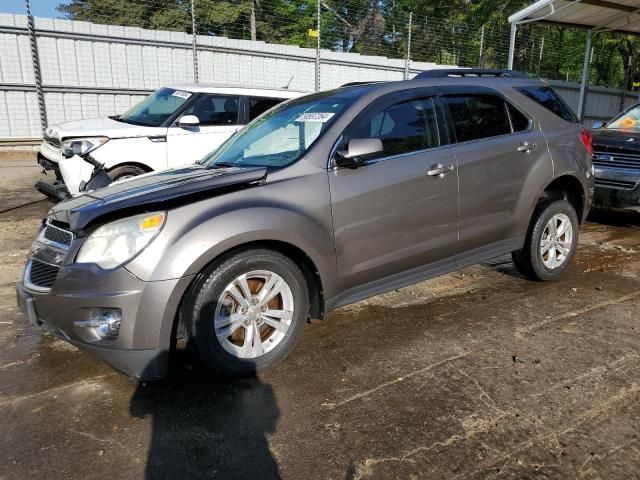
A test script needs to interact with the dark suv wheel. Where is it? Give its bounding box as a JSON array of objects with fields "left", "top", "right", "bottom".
[
  {"left": 185, "top": 249, "right": 309, "bottom": 376},
  {"left": 512, "top": 199, "right": 579, "bottom": 281}
]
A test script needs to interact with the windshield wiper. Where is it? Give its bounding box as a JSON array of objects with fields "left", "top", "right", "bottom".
[
  {"left": 109, "top": 115, "right": 123, "bottom": 122},
  {"left": 210, "top": 162, "right": 240, "bottom": 169}
]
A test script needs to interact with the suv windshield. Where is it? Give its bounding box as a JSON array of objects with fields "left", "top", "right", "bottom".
[
  {"left": 202, "top": 92, "right": 354, "bottom": 169},
  {"left": 605, "top": 104, "right": 640, "bottom": 131},
  {"left": 118, "top": 87, "right": 192, "bottom": 127}
]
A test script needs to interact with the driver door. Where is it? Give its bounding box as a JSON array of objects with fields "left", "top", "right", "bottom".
[
  {"left": 329, "top": 93, "right": 459, "bottom": 294},
  {"left": 166, "top": 94, "right": 241, "bottom": 167}
]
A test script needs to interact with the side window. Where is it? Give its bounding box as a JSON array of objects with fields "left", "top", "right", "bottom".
[
  {"left": 349, "top": 97, "right": 440, "bottom": 159},
  {"left": 515, "top": 86, "right": 578, "bottom": 123},
  {"left": 444, "top": 94, "right": 511, "bottom": 143},
  {"left": 249, "top": 97, "right": 283, "bottom": 121},
  {"left": 184, "top": 95, "right": 240, "bottom": 126},
  {"left": 507, "top": 103, "right": 531, "bottom": 132}
]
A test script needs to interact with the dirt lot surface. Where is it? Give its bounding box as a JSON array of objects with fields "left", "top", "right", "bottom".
[{"left": 1, "top": 153, "right": 639, "bottom": 479}]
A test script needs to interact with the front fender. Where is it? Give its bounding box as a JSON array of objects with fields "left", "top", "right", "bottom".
[{"left": 127, "top": 205, "right": 338, "bottom": 299}]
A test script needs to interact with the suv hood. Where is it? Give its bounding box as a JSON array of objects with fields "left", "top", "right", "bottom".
[
  {"left": 45, "top": 117, "right": 163, "bottom": 141},
  {"left": 592, "top": 129, "right": 640, "bottom": 154},
  {"left": 48, "top": 165, "right": 267, "bottom": 230}
]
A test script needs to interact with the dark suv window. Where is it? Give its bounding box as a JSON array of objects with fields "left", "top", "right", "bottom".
[
  {"left": 249, "top": 97, "right": 283, "bottom": 121},
  {"left": 507, "top": 103, "right": 531, "bottom": 132},
  {"left": 444, "top": 94, "right": 512, "bottom": 142},
  {"left": 184, "top": 95, "right": 240, "bottom": 125},
  {"left": 349, "top": 97, "right": 440, "bottom": 159},
  {"left": 516, "top": 86, "right": 578, "bottom": 123}
]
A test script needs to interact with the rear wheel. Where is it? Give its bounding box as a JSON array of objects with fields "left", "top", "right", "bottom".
[
  {"left": 185, "top": 249, "right": 309, "bottom": 376},
  {"left": 108, "top": 164, "right": 147, "bottom": 182},
  {"left": 512, "top": 199, "right": 579, "bottom": 281}
]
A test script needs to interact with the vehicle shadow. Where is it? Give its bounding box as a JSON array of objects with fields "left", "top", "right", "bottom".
[
  {"left": 588, "top": 208, "right": 640, "bottom": 227},
  {"left": 130, "top": 350, "right": 282, "bottom": 479}
]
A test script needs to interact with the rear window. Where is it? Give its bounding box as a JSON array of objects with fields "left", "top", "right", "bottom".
[
  {"left": 516, "top": 86, "right": 578, "bottom": 123},
  {"left": 443, "top": 94, "right": 512, "bottom": 142},
  {"left": 249, "top": 97, "right": 283, "bottom": 121}
]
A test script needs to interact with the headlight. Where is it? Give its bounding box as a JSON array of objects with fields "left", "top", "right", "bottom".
[
  {"left": 76, "top": 212, "right": 166, "bottom": 269},
  {"left": 61, "top": 136, "right": 109, "bottom": 157}
]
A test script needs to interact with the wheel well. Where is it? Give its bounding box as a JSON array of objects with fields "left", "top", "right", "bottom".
[
  {"left": 106, "top": 162, "right": 154, "bottom": 174},
  {"left": 542, "top": 175, "right": 585, "bottom": 222},
  {"left": 173, "top": 240, "right": 326, "bottom": 343}
]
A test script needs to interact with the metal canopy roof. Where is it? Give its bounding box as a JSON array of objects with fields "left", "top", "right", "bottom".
[
  {"left": 509, "top": 0, "right": 640, "bottom": 35},
  {"left": 507, "top": 0, "right": 640, "bottom": 120}
]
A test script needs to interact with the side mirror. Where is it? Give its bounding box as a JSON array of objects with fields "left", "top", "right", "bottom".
[
  {"left": 335, "top": 138, "right": 384, "bottom": 168},
  {"left": 177, "top": 115, "right": 200, "bottom": 128},
  {"left": 591, "top": 120, "right": 605, "bottom": 129}
]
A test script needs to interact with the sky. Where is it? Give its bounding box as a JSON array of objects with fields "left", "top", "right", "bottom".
[{"left": 3, "top": 0, "right": 63, "bottom": 18}]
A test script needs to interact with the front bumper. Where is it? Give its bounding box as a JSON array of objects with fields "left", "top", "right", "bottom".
[
  {"left": 16, "top": 263, "right": 193, "bottom": 380},
  {"left": 593, "top": 165, "right": 640, "bottom": 211}
]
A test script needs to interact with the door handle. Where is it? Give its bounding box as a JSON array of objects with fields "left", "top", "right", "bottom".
[
  {"left": 427, "top": 163, "right": 455, "bottom": 177},
  {"left": 517, "top": 142, "right": 537, "bottom": 152}
]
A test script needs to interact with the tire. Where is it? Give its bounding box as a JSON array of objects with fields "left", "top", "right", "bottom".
[
  {"left": 185, "top": 249, "right": 309, "bottom": 376},
  {"left": 512, "top": 199, "right": 579, "bottom": 281},
  {"left": 107, "top": 164, "right": 147, "bottom": 182}
]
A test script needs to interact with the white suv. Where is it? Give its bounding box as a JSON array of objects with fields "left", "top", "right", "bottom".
[{"left": 37, "top": 85, "right": 303, "bottom": 198}]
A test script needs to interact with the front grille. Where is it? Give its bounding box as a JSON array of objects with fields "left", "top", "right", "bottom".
[
  {"left": 592, "top": 150, "right": 640, "bottom": 169},
  {"left": 594, "top": 178, "right": 637, "bottom": 190},
  {"left": 43, "top": 224, "right": 73, "bottom": 246},
  {"left": 29, "top": 259, "right": 60, "bottom": 288}
]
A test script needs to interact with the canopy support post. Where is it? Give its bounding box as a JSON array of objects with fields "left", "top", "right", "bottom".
[
  {"left": 508, "top": 22, "right": 517, "bottom": 70},
  {"left": 577, "top": 30, "right": 592, "bottom": 121}
]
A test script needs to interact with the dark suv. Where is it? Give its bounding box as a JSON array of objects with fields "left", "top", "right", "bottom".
[
  {"left": 591, "top": 103, "right": 640, "bottom": 212},
  {"left": 17, "top": 70, "right": 593, "bottom": 378}
]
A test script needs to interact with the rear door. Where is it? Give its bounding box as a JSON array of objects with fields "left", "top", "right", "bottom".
[
  {"left": 329, "top": 91, "right": 459, "bottom": 294},
  {"left": 441, "top": 87, "right": 550, "bottom": 261},
  {"left": 166, "top": 94, "right": 241, "bottom": 167}
]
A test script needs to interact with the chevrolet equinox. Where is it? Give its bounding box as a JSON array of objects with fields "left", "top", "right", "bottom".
[{"left": 17, "top": 70, "right": 594, "bottom": 378}]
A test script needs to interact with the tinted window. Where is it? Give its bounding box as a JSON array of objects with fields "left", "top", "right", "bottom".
[
  {"left": 444, "top": 94, "right": 511, "bottom": 142},
  {"left": 507, "top": 103, "right": 531, "bottom": 132},
  {"left": 349, "top": 97, "right": 439, "bottom": 159},
  {"left": 184, "top": 95, "right": 239, "bottom": 125},
  {"left": 516, "top": 86, "right": 578, "bottom": 123},
  {"left": 250, "top": 97, "right": 283, "bottom": 121}
]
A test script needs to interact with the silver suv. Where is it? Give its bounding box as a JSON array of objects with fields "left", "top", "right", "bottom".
[{"left": 17, "top": 70, "right": 594, "bottom": 378}]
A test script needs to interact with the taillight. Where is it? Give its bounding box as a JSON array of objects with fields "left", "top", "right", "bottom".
[{"left": 581, "top": 128, "right": 594, "bottom": 157}]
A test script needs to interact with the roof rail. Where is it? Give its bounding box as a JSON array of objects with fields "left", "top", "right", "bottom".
[
  {"left": 414, "top": 69, "right": 529, "bottom": 79},
  {"left": 340, "top": 81, "right": 384, "bottom": 87}
]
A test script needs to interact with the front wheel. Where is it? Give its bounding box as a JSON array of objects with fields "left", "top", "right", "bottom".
[
  {"left": 512, "top": 199, "right": 579, "bottom": 281},
  {"left": 185, "top": 249, "right": 309, "bottom": 376},
  {"left": 108, "top": 164, "right": 147, "bottom": 182}
]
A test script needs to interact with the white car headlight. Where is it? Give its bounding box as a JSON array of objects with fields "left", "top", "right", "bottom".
[
  {"left": 62, "top": 136, "right": 109, "bottom": 157},
  {"left": 77, "top": 212, "right": 166, "bottom": 269}
]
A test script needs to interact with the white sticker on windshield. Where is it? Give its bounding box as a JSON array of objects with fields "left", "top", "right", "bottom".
[
  {"left": 171, "top": 90, "right": 192, "bottom": 99},
  {"left": 296, "top": 112, "right": 335, "bottom": 123}
]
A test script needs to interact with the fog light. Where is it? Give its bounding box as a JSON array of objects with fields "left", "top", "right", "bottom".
[{"left": 74, "top": 308, "right": 122, "bottom": 339}]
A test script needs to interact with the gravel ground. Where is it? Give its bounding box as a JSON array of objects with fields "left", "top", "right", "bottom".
[{"left": 1, "top": 152, "right": 639, "bottom": 480}]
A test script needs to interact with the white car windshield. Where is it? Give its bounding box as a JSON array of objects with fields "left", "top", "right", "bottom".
[
  {"left": 202, "top": 92, "right": 355, "bottom": 169},
  {"left": 117, "top": 88, "right": 192, "bottom": 127}
]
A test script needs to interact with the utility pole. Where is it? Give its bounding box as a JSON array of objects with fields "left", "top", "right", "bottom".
[
  {"left": 25, "top": 0, "right": 47, "bottom": 131},
  {"left": 191, "top": 0, "right": 199, "bottom": 83},
  {"left": 478, "top": 25, "right": 485, "bottom": 67},
  {"left": 315, "top": 0, "right": 321, "bottom": 92},
  {"left": 404, "top": 12, "right": 412, "bottom": 79}
]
